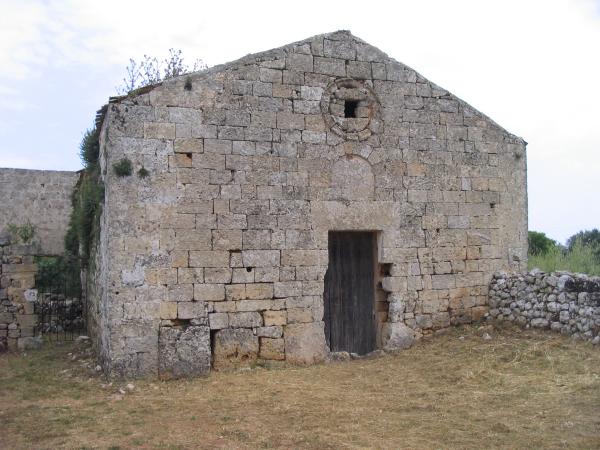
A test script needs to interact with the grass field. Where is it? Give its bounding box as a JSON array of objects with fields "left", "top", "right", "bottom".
[{"left": 1, "top": 324, "right": 599, "bottom": 449}]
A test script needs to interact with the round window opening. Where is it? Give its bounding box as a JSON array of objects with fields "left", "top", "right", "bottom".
[{"left": 321, "top": 78, "right": 379, "bottom": 141}]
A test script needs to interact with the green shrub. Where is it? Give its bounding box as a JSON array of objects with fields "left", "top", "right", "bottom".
[
  {"left": 64, "top": 123, "right": 104, "bottom": 271},
  {"left": 528, "top": 231, "right": 557, "bottom": 256},
  {"left": 80, "top": 128, "right": 100, "bottom": 168},
  {"left": 70, "top": 171, "right": 104, "bottom": 262},
  {"left": 35, "top": 256, "right": 81, "bottom": 297},
  {"left": 566, "top": 229, "right": 600, "bottom": 263},
  {"left": 137, "top": 167, "right": 150, "bottom": 178},
  {"left": 113, "top": 158, "right": 132, "bottom": 177},
  {"left": 6, "top": 221, "right": 35, "bottom": 244},
  {"left": 528, "top": 241, "right": 600, "bottom": 276}
]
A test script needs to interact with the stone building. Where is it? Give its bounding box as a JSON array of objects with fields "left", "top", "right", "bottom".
[{"left": 90, "top": 30, "right": 527, "bottom": 378}]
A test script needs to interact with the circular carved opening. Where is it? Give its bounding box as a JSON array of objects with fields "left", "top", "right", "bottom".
[{"left": 321, "top": 78, "right": 379, "bottom": 141}]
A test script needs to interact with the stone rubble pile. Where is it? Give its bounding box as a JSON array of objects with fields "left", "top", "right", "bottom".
[{"left": 488, "top": 269, "right": 600, "bottom": 344}]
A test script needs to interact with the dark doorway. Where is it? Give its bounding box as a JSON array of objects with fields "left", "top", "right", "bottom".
[{"left": 324, "top": 231, "right": 376, "bottom": 354}]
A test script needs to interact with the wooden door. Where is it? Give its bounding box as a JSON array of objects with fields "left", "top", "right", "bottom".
[{"left": 324, "top": 231, "right": 376, "bottom": 355}]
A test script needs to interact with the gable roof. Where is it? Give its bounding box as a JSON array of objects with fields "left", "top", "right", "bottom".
[{"left": 103, "top": 30, "right": 524, "bottom": 144}]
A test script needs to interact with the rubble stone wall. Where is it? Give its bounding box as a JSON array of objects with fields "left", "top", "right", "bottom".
[
  {"left": 489, "top": 271, "right": 600, "bottom": 344},
  {"left": 93, "top": 30, "right": 528, "bottom": 378},
  {"left": 0, "top": 168, "right": 79, "bottom": 256},
  {"left": 0, "top": 240, "right": 41, "bottom": 352}
]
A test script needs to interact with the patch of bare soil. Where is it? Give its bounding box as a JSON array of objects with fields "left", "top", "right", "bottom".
[{"left": 1, "top": 324, "right": 599, "bottom": 449}]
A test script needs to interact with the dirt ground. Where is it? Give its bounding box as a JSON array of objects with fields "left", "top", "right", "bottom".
[{"left": 1, "top": 324, "right": 599, "bottom": 449}]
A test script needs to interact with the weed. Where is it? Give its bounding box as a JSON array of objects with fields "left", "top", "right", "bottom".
[
  {"left": 7, "top": 220, "right": 36, "bottom": 244},
  {"left": 113, "top": 158, "right": 133, "bottom": 177}
]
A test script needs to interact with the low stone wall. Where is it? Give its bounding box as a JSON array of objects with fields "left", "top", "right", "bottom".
[
  {"left": 488, "top": 270, "right": 600, "bottom": 344},
  {"left": 0, "top": 238, "right": 41, "bottom": 352}
]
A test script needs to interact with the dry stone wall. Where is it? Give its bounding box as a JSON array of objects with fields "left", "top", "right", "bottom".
[
  {"left": 488, "top": 270, "right": 600, "bottom": 344},
  {"left": 0, "top": 238, "right": 41, "bottom": 352},
  {"left": 0, "top": 168, "right": 79, "bottom": 255},
  {"left": 92, "top": 30, "right": 527, "bottom": 378}
]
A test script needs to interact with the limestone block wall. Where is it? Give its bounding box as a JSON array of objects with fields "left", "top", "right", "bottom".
[
  {"left": 0, "top": 239, "right": 40, "bottom": 352},
  {"left": 92, "top": 30, "right": 527, "bottom": 378},
  {"left": 488, "top": 271, "right": 600, "bottom": 343},
  {"left": 0, "top": 168, "right": 79, "bottom": 255}
]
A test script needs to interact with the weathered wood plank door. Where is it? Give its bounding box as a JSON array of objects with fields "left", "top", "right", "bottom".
[{"left": 324, "top": 231, "right": 376, "bottom": 355}]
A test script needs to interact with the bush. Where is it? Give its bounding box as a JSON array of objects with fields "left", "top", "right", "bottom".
[
  {"left": 566, "top": 229, "right": 600, "bottom": 263},
  {"left": 6, "top": 221, "right": 35, "bottom": 244},
  {"left": 137, "top": 167, "right": 149, "bottom": 179},
  {"left": 80, "top": 128, "right": 100, "bottom": 168},
  {"left": 35, "top": 256, "right": 81, "bottom": 297},
  {"left": 64, "top": 123, "right": 104, "bottom": 270},
  {"left": 117, "top": 49, "right": 207, "bottom": 94},
  {"left": 528, "top": 241, "right": 600, "bottom": 276},
  {"left": 113, "top": 158, "right": 132, "bottom": 177},
  {"left": 528, "top": 231, "right": 557, "bottom": 256}
]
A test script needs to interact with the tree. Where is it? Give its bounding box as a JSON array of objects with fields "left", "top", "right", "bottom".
[
  {"left": 566, "top": 229, "right": 600, "bottom": 262},
  {"left": 117, "top": 49, "right": 207, "bottom": 95},
  {"left": 528, "top": 231, "right": 557, "bottom": 256},
  {"left": 566, "top": 229, "right": 600, "bottom": 251}
]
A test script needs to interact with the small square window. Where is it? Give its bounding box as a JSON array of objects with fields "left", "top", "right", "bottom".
[{"left": 344, "top": 100, "right": 359, "bottom": 118}]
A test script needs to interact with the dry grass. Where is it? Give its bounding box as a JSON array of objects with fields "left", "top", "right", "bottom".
[{"left": 1, "top": 324, "right": 599, "bottom": 449}]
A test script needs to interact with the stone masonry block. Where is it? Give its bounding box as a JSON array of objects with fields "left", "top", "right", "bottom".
[
  {"left": 284, "top": 322, "right": 327, "bottom": 365},
  {"left": 281, "top": 250, "right": 328, "bottom": 266},
  {"left": 287, "top": 53, "right": 313, "bottom": 72},
  {"left": 204, "top": 268, "right": 232, "bottom": 284},
  {"left": 209, "top": 312, "right": 229, "bottom": 329},
  {"left": 264, "top": 310, "right": 287, "bottom": 326},
  {"left": 242, "top": 250, "right": 280, "bottom": 267},
  {"left": 260, "top": 337, "right": 285, "bottom": 360},
  {"left": 159, "top": 325, "right": 210, "bottom": 379},
  {"left": 228, "top": 311, "right": 263, "bottom": 328},
  {"left": 168, "top": 284, "right": 193, "bottom": 302},
  {"left": 213, "top": 328, "right": 259, "bottom": 370},
  {"left": 174, "top": 138, "right": 203, "bottom": 153},
  {"left": 194, "top": 283, "right": 225, "bottom": 301},
  {"left": 313, "top": 57, "right": 346, "bottom": 76},
  {"left": 225, "top": 284, "right": 246, "bottom": 301},
  {"left": 160, "top": 302, "right": 178, "bottom": 319},
  {"left": 255, "top": 326, "right": 283, "bottom": 338},
  {"left": 245, "top": 283, "right": 274, "bottom": 299},
  {"left": 235, "top": 299, "right": 274, "bottom": 312},
  {"left": 274, "top": 281, "right": 303, "bottom": 298},
  {"left": 178, "top": 301, "right": 207, "bottom": 319},
  {"left": 144, "top": 122, "right": 176, "bottom": 139},
  {"left": 189, "top": 251, "right": 230, "bottom": 268},
  {"left": 276, "top": 112, "right": 305, "bottom": 130},
  {"left": 382, "top": 277, "right": 408, "bottom": 293}
]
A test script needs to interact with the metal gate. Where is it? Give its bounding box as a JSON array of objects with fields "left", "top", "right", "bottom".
[{"left": 34, "top": 290, "right": 86, "bottom": 341}]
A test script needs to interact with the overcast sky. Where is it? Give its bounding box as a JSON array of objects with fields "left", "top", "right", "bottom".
[{"left": 0, "top": 0, "right": 598, "bottom": 243}]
